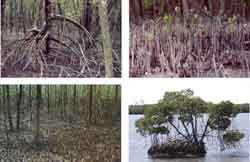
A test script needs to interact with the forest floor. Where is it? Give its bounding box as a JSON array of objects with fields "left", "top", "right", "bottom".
[
  {"left": 129, "top": 21, "right": 250, "bottom": 77},
  {"left": 0, "top": 118, "right": 120, "bottom": 162}
]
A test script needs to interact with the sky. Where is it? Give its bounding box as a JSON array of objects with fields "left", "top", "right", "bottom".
[{"left": 126, "top": 79, "right": 250, "bottom": 105}]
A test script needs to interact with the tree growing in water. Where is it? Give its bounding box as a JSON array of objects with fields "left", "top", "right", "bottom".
[{"left": 136, "top": 89, "right": 245, "bottom": 158}]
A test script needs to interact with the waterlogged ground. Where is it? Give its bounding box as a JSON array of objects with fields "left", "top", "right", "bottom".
[{"left": 129, "top": 114, "right": 249, "bottom": 162}]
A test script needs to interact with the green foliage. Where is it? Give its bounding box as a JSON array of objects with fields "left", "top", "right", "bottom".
[
  {"left": 237, "top": 103, "right": 250, "bottom": 113},
  {"left": 209, "top": 101, "right": 240, "bottom": 118},
  {"left": 129, "top": 104, "right": 156, "bottom": 114},
  {"left": 223, "top": 130, "right": 245, "bottom": 143},
  {"left": 191, "top": 14, "right": 200, "bottom": 24},
  {"left": 135, "top": 89, "right": 244, "bottom": 149},
  {"left": 227, "top": 15, "right": 238, "bottom": 24},
  {"left": 135, "top": 89, "right": 206, "bottom": 137},
  {"left": 144, "top": 0, "right": 153, "bottom": 9},
  {"left": 209, "top": 116, "right": 231, "bottom": 130},
  {"left": 135, "top": 116, "right": 170, "bottom": 137},
  {"left": 163, "top": 15, "right": 173, "bottom": 25},
  {"left": 208, "top": 101, "right": 239, "bottom": 130},
  {"left": 145, "top": 31, "right": 155, "bottom": 41}
]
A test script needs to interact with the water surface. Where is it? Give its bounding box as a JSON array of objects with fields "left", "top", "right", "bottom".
[{"left": 129, "top": 114, "right": 249, "bottom": 162}]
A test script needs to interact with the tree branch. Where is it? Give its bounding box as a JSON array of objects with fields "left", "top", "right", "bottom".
[
  {"left": 200, "top": 119, "right": 210, "bottom": 142},
  {"left": 50, "top": 14, "right": 91, "bottom": 38},
  {"left": 169, "top": 121, "right": 190, "bottom": 141}
]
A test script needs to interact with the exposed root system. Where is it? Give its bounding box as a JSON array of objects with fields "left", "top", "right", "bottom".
[{"left": 130, "top": 21, "right": 250, "bottom": 77}]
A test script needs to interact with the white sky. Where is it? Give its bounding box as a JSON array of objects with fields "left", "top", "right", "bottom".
[{"left": 126, "top": 79, "right": 250, "bottom": 105}]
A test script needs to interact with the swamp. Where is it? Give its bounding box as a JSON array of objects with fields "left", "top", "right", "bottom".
[{"left": 129, "top": 0, "right": 250, "bottom": 77}]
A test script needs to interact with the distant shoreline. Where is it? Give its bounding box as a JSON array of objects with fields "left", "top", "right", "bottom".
[{"left": 129, "top": 103, "right": 250, "bottom": 114}]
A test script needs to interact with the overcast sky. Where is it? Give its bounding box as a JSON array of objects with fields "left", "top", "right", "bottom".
[{"left": 126, "top": 79, "right": 250, "bottom": 105}]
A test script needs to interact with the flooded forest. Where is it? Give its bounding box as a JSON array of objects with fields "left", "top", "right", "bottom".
[
  {"left": 0, "top": 85, "right": 121, "bottom": 162},
  {"left": 1, "top": 0, "right": 121, "bottom": 77},
  {"left": 129, "top": 0, "right": 250, "bottom": 77}
]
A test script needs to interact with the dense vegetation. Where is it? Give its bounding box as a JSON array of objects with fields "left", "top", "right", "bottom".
[
  {"left": 129, "top": 0, "right": 250, "bottom": 77},
  {"left": 130, "top": 103, "right": 250, "bottom": 114},
  {"left": 1, "top": 0, "right": 121, "bottom": 77},
  {"left": 0, "top": 85, "right": 121, "bottom": 162},
  {"left": 135, "top": 89, "right": 245, "bottom": 158}
]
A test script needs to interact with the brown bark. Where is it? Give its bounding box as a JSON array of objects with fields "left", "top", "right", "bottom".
[
  {"left": 44, "top": 0, "right": 53, "bottom": 55},
  {"left": 88, "top": 85, "right": 93, "bottom": 123},
  {"left": 181, "top": 0, "right": 189, "bottom": 22},
  {"left": 1, "top": 0, "right": 5, "bottom": 30},
  {"left": 6, "top": 85, "right": 13, "bottom": 131},
  {"left": 130, "top": 0, "right": 144, "bottom": 24},
  {"left": 35, "top": 85, "right": 42, "bottom": 145},
  {"left": 83, "top": 0, "right": 92, "bottom": 31},
  {"left": 16, "top": 85, "right": 23, "bottom": 131}
]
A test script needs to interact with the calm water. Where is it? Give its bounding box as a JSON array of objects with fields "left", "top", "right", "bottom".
[{"left": 129, "top": 114, "right": 249, "bottom": 162}]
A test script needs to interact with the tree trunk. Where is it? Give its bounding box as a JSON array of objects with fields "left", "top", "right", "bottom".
[
  {"left": 218, "top": 0, "right": 225, "bottom": 22},
  {"left": 83, "top": 0, "right": 92, "bottom": 31},
  {"left": 20, "top": 0, "right": 26, "bottom": 33},
  {"left": 29, "top": 85, "right": 32, "bottom": 122},
  {"left": 47, "top": 85, "right": 50, "bottom": 115},
  {"left": 6, "top": 85, "right": 13, "bottom": 131},
  {"left": 9, "top": 0, "right": 14, "bottom": 32},
  {"left": 181, "top": 0, "right": 189, "bottom": 22},
  {"left": 44, "top": 0, "right": 54, "bottom": 55},
  {"left": 63, "top": 85, "right": 67, "bottom": 119},
  {"left": 130, "top": 0, "right": 143, "bottom": 23},
  {"left": 2, "top": 86, "right": 10, "bottom": 146},
  {"left": 73, "top": 85, "right": 77, "bottom": 113},
  {"left": 98, "top": 0, "right": 113, "bottom": 77},
  {"left": 1, "top": 0, "right": 5, "bottom": 31},
  {"left": 35, "top": 85, "right": 42, "bottom": 145},
  {"left": 88, "top": 85, "right": 93, "bottom": 123},
  {"left": 16, "top": 85, "right": 23, "bottom": 131}
]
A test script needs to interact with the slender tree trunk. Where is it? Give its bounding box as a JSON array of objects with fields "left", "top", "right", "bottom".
[
  {"left": 20, "top": 0, "right": 26, "bottom": 33},
  {"left": 63, "top": 85, "right": 68, "bottom": 119},
  {"left": 47, "top": 85, "right": 50, "bottom": 115},
  {"left": 44, "top": 0, "right": 53, "bottom": 55},
  {"left": 98, "top": 0, "right": 113, "bottom": 77},
  {"left": 218, "top": 0, "right": 225, "bottom": 22},
  {"left": 29, "top": 85, "right": 32, "bottom": 123},
  {"left": 83, "top": 0, "right": 92, "bottom": 31},
  {"left": 73, "top": 85, "right": 77, "bottom": 113},
  {"left": 115, "top": 85, "right": 120, "bottom": 118},
  {"left": 35, "top": 85, "right": 42, "bottom": 145},
  {"left": 88, "top": 85, "right": 93, "bottom": 123},
  {"left": 9, "top": 0, "right": 14, "bottom": 32},
  {"left": 181, "top": 0, "right": 189, "bottom": 22},
  {"left": 2, "top": 86, "right": 10, "bottom": 146},
  {"left": 115, "top": 85, "right": 119, "bottom": 104},
  {"left": 16, "top": 85, "right": 23, "bottom": 131},
  {"left": 1, "top": 0, "right": 6, "bottom": 31},
  {"left": 130, "top": 0, "right": 143, "bottom": 23},
  {"left": 6, "top": 85, "right": 13, "bottom": 131}
]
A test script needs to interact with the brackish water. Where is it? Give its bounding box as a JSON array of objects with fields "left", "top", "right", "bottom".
[{"left": 129, "top": 114, "right": 249, "bottom": 162}]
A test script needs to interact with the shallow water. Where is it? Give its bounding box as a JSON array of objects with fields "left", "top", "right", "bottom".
[{"left": 129, "top": 114, "right": 250, "bottom": 162}]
